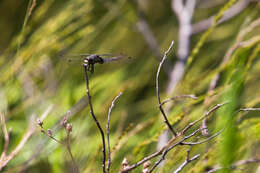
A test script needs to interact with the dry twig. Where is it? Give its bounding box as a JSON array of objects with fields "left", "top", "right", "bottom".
[
  {"left": 173, "top": 147, "right": 200, "bottom": 173},
  {"left": 83, "top": 65, "right": 106, "bottom": 173},
  {"left": 192, "top": 0, "right": 254, "bottom": 34},
  {"left": 206, "top": 158, "right": 260, "bottom": 173},
  {"left": 19, "top": 97, "right": 88, "bottom": 171},
  {"left": 156, "top": 41, "right": 176, "bottom": 136},
  {"left": 38, "top": 115, "right": 79, "bottom": 173},
  {"left": 120, "top": 102, "right": 226, "bottom": 173},
  {"left": 0, "top": 105, "right": 52, "bottom": 171},
  {"left": 160, "top": 95, "right": 197, "bottom": 106},
  {"left": 107, "top": 92, "right": 123, "bottom": 173}
]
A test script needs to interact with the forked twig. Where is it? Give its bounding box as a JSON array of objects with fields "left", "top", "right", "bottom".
[
  {"left": 107, "top": 92, "right": 123, "bottom": 173},
  {"left": 120, "top": 101, "right": 226, "bottom": 173},
  {"left": 146, "top": 129, "right": 201, "bottom": 173},
  {"left": 182, "top": 129, "right": 224, "bottom": 146},
  {"left": 173, "top": 147, "right": 200, "bottom": 173},
  {"left": 83, "top": 64, "right": 106, "bottom": 173},
  {"left": 156, "top": 41, "right": 176, "bottom": 136},
  {"left": 182, "top": 102, "right": 228, "bottom": 134}
]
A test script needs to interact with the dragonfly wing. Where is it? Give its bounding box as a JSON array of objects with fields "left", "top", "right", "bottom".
[
  {"left": 103, "top": 56, "right": 124, "bottom": 63},
  {"left": 103, "top": 55, "right": 132, "bottom": 63},
  {"left": 74, "top": 53, "right": 113, "bottom": 57}
]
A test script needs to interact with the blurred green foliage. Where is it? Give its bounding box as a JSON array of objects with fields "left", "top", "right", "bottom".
[{"left": 0, "top": 0, "right": 260, "bottom": 172}]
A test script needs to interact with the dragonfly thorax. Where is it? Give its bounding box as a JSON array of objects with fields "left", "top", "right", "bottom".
[{"left": 84, "top": 54, "right": 104, "bottom": 65}]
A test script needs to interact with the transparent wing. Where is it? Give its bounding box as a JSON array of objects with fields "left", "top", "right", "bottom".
[
  {"left": 103, "top": 55, "right": 132, "bottom": 63},
  {"left": 67, "top": 53, "right": 114, "bottom": 57},
  {"left": 60, "top": 53, "right": 116, "bottom": 63},
  {"left": 58, "top": 54, "right": 85, "bottom": 66},
  {"left": 59, "top": 53, "right": 131, "bottom": 65}
]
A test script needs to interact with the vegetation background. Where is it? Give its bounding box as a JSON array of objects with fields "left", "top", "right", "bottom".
[{"left": 0, "top": 0, "right": 260, "bottom": 172}]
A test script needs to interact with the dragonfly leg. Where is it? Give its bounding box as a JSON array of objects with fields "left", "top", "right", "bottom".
[
  {"left": 90, "top": 64, "right": 94, "bottom": 73},
  {"left": 87, "top": 64, "right": 91, "bottom": 72}
]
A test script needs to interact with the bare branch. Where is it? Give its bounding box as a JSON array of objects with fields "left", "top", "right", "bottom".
[
  {"left": 0, "top": 109, "right": 50, "bottom": 170},
  {"left": 173, "top": 152, "right": 200, "bottom": 173},
  {"left": 0, "top": 105, "right": 52, "bottom": 171},
  {"left": 40, "top": 128, "right": 63, "bottom": 145},
  {"left": 192, "top": 0, "right": 252, "bottom": 34},
  {"left": 156, "top": 41, "right": 176, "bottom": 136},
  {"left": 182, "top": 102, "right": 228, "bottom": 134},
  {"left": 160, "top": 95, "right": 197, "bottom": 106},
  {"left": 167, "top": 0, "right": 196, "bottom": 93},
  {"left": 238, "top": 107, "right": 260, "bottom": 112},
  {"left": 182, "top": 128, "right": 224, "bottom": 145},
  {"left": 121, "top": 128, "right": 202, "bottom": 173},
  {"left": 148, "top": 129, "right": 201, "bottom": 173},
  {"left": 0, "top": 112, "right": 9, "bottom": 160},
  {"left": 20, "top": 98, "right": 88, "bottom": 170},
  {"left": 107, "top": 92, "right": 123, "bottom": 173},
  {"left": 83, "top": 65, "right": 106, "bottom": 173},
  {"left": 148, "top": 149, "right": 168, "bottom": 173},
  {"left": 38, "top": 116, "right": 79, "bottom": 173},
  {"left": 121, "top": 101, "right": 227, "bottom": 173},
  {"left": 206, "top": 158, "right": 260, "bottom": 173},
  {"left": 65, "top": 124, "right": 79, "bottom": 173}
]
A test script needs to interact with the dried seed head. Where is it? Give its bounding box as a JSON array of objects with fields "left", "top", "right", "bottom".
[
  {"left": 122, "top": 158, "right": 129, "bottom": 168},
  {"left": 61, "top": 116, "right": 68, "bottom": 127},
  {"left": 47, "top": 129, "right": 53, "bottom": 137},
  {"left": 66, "top": 123, "right": 72, "bottom": 133},
  {"left": 143, "top": 161, "right": 151, "bottom": 168},
  {"left": 37, "top": 118, "right": 43, "bottom": 126}
]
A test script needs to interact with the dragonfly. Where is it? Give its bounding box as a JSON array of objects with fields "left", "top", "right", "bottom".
[{"left": 65, "top": 53, "right": 131, "bottom": 73}]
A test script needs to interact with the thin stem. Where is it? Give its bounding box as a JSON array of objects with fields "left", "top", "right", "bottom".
[
  {"left": 156, "top": 41, "right": 176, "bottom": 136},
  {"left": 83, "top": 64, "right": 106, "bottom": 173},
  {"left": 181, "top": 129, "right": 224, "bottom": 145},
  {"left": 0, "top": 112, "right": 9, "bottom": 159},
  {"left": 121, "top": 129, "right": 202, "bottom": 173},
  {"left": 160, "top": 95, "right": 197, "bottom": 106},
  {"left": 173, "top": 153, "right": 200, "bottom": 173},
  {"left": 206, "top": 158, "right": 260, "bottom": 173},
  {"left": 106, "top": 92, "right": 123, "bottom": 173},
  {"left": 181, "top": 102, "right": 228, "bottom": 134},
  {"left": 0, "top": 115, "right": 38, "bottom": 171},
  {"left": 66, "top": 131, "right": 79, "bottom": 173}
]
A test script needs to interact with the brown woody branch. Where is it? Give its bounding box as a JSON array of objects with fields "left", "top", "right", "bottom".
[
  {"left": 120, "top": 101, "right": 226, "bottom": 173},
  {"left": 83, "top": 65, "right": 107, "bottom": 173}
]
